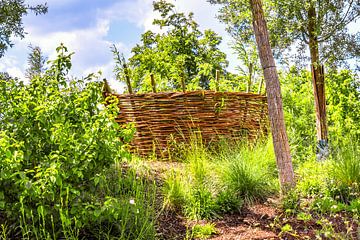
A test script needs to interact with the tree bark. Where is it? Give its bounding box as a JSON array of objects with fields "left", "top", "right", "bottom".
[
  {"left": 307, "top": 3, "right": 328, "bottom": 143},
  {"left": 249, "top": 0, "right": 295, "bottom": 191}
]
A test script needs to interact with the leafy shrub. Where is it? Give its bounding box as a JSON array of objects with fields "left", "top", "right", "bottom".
[
  {"left": 326, "top": 70, "right": 360, "bottom": 142},
  {"left": 280, "top": 67, "right": 316, "bottom": 162},
  {"left": 0, "top": 45, "right": 155, "bottom": 239}
]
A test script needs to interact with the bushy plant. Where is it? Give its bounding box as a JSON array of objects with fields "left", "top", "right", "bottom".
[
  {"left": 285, "top": 136, "right": 360, "bottom": 215},
  {"left": 295, "top": 159, "right": 330, "bottom": 197},
  {"left": 183, "top": 138, "right": 219, "bottom": 220},
  {"left": 0, "top": 44, "right": 155, "bottom": 239}
]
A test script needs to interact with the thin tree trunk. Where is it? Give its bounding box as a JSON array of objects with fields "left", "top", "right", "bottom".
[
  {"left": 249, "top": 0, "right": 295, "bottom": 191},
  {"left": 308, "top": 3, "right": 328, "bottom": 143}
]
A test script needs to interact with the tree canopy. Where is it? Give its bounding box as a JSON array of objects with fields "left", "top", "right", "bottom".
[
  {"left": 0, "top": 0, "right": 47, "bottom": 58},
  {"left": 116, "top": 0, "right": 228, "bottom": 93}
]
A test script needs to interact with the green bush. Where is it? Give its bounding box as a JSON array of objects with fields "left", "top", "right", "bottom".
[{"left": 0, "top": 45, "right": 155, "bottom": 239}]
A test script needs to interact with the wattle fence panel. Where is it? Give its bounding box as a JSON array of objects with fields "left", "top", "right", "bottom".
[{"left": 106, "top": 91, "right": 269, "bottom": 157}]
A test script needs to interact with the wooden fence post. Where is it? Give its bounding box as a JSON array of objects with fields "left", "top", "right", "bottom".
[
  {"left": 258, "top": 77, "right": 264, "bottom": 94},
  {"left": 123, "top": 64, "right": 133, "bottom": 94},
  {"left": 215, "top": 69, "right": 220, "bottom": 92},
  {"left": 150, "top": 73, "right": 157, "bottom": 93},
  {"left": 181, "top": 73, "right": 186, "bottom": 93}
]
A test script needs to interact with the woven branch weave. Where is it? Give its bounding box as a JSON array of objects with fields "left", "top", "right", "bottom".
[{"left": 107, "top": 91, "right": 268, "bottom": 157}]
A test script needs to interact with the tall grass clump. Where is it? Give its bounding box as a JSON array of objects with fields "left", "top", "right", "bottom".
[
  {"left": 162, "top": 135, "right": 278, "bottom": 220},
  {"left": 328, "top": 137, "right": 360, "bottom": 203},
  {"left": 215, "top": 138, "right": 278, "bottom": 205},
  {"left": 183, "top": 137, "right": 218, "bottom": 220}
]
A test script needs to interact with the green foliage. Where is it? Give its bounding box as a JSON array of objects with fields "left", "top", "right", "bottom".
[
  {"left": 280, "top": 67, "right": 360, "bottom": 161},
  {"left": 217, "top": 139, "right": 277, "bottom": 205},
  {"left": 283, "top": 135, "right": 360, "bottom": 215},
  {"left": 190, "top": 223, "right": 218, "bottom": 239},
  {"left": 209, "top": 0, "right": 360, "bottom": 67},
  {"left": 329, "top": 138, "right": 360, "bottom": 203},
  {"left": 125, "top": 0, "right": 228, "bottom": 92},
  {"left": 162, "top": 137, "right": 277, "bottom": 220},
  {"left": 0, "top": 0, "right": 48, "bottom": 57},
  {"left": 0, "top": 44, "right": 156, "bottom": 239},
  {"left": 25, "top": 45, "right": 47, "bottom": 79},
  {"left": 326, "top": 70, "right": 360, "bottom": 142},
  {"left": 162, "top": 170, "right": 185, "bottom": 210},
  {"left": 280, "top": 67, "right": 316, "bottom": 161},
  {"left": 183, "top": 140, "right": 218, "bottom": 220},
  {"left": 295, "top": 159, "right": 330, "bottom": 197}
]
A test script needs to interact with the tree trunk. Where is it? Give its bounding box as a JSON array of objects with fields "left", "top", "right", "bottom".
[
  {"left": 249, "top": 0, "right": 295, "bottom": 191},
  {"left": 307, "top": 3, "right": 328, "bottom": 143}
]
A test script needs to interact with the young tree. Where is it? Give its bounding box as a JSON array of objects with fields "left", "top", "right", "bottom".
[
  {"left": 249, "top": 0, "right": 295, "bottom": 190},
  {"left": 232, "top": 39, "right": 260, "bottom": 92},
  {"left": 25, "top": 45, "right": 47, "bottom": 79},
  {"left": 209, "top": 0, "right": 360, "bottom": 157},
  {"left": 0, "top": 0, "right": 47, "bottom": 57},
  {"left": 127, "top": 0, "right": 228, "bottom": 92}
]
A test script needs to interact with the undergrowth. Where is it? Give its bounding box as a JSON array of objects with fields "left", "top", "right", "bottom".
[
  {"left": 0, "top": 45, "right": 156, "bottom": 240},
  {"left": 162, "top": 136, "right": 278, "bottom": 220},
  {"left": 283, "top": 136, "right": 360, "bottom": 216}
]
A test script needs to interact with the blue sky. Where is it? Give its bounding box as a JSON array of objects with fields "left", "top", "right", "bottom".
[
  {"left": 0, "top": 0, "right": 359, "bottom": 92},
  {"left": 0, "top": 0, "right": 233, "bottom": 92}
]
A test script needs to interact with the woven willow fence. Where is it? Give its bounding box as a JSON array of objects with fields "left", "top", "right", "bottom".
[{"left": 106, "top": 91, "right": 268, "bottom": 157}]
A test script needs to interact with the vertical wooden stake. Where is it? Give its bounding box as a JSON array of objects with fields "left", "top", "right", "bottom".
[
  {"left": 181, "top": 73, "right": 186, "bottom": 93},
  {"left": 215, "top": 69, "right": 220, "bottom": 91},
  {"left": 258, "top": 77, "right": 264, "bottom": 94},
  {"left": 150, "top": 73, "right": 157, "bottom": 93},
  {"left": 123, "top": 64, "right": 133, "bottom": 94}
]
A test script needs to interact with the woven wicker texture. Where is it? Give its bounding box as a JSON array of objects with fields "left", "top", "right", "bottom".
[{"left": 107, "top": 91, "right": 268, "bottom": 157}]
